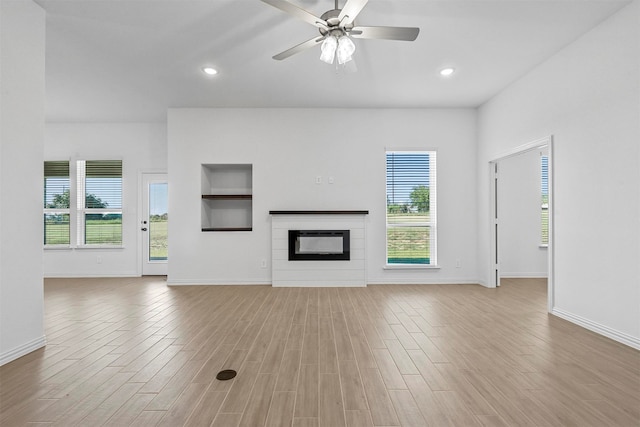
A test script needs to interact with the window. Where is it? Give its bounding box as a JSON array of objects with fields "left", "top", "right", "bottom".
[
  {"left": 386, "top": 151, "right": 437, "bottom": 266},
  {"left": 44, "top": 161, "right": 70, "bottom": 245},
  {"left": 541, "top": 155, "right": 549, "bottom": 246},
  {"left": 43, "top": 159, "right": 122, "bottom": 247},
  {"left": 77, "top": 160, "right": 122, "bottom": 246}
]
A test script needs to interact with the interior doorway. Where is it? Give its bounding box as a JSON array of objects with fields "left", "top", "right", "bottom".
[
  {"left": 489, "top": 136, "right": 554, "bottom": 311},
  {"left": 141, "top": 173, "right": 168, "bottom": 276}
]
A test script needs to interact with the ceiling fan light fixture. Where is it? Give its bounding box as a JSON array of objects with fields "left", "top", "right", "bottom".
[
  {"left": 320, "top": 35, "right": 338, "bottom": 64},
  {"left": 440, "top": 67, "right": 455, "bottom": 77},
  {"left": 336, "top": 35, "right": 355, "bottom": 64},
  {"left": 202, "top": 67, "right": 218, "bottom": 76}
]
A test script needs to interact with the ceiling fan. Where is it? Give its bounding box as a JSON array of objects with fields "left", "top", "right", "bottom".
[{"left": 260, "top": 0, "right": 419, "bottom": 64}]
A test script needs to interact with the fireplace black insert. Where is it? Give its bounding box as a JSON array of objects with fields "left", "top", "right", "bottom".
[{"left": 288, "top": 230, "right": 350, "bottom": 261}]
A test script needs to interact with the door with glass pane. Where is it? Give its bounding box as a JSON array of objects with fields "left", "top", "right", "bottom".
[{"left": 142, "top": 173, "right": 168, "bottom": 275}]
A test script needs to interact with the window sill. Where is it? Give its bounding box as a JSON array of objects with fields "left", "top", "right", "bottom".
[
  {"left": 76, "top": 246, "right": 125, "bottom": 250},
  {"left": 44, "top": 246, "right": 124, "bottom": 250},
  {"left": 539, "top": 244, "right": 548, "bottom": 249},
  {"left": 384, "top": 264, "right": 440, "bottom": 270}
]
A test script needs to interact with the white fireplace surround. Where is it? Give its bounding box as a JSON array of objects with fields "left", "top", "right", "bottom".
[{"left": 270, "top": 211, "right": 368, "bottom": 287}]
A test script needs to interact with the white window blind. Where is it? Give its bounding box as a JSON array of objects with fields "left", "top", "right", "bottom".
[
  {"left": 77, "top": 160, "right": 123, "bottom": 246},
  {"left": 44, "top": 161, "right": 70, "bottom": 246},
  {"left": 541, "top": 155, "right": 549, "bottom": 246},
  {"left": 386, "top": 151, "right": 437, "bottom": 265}
]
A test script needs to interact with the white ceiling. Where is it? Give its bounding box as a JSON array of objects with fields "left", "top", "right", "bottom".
[{"left": 36, "top": 0, "right": 630, "bottom": 122}]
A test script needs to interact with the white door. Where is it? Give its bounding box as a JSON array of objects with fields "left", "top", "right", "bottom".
[{"left": 141, "top": 173, "right": 168, "bottom": 275}]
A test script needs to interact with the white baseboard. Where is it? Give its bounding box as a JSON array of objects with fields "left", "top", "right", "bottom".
[
  {"left": 0, "top": 336, "right": 47, "bottom": 366},
  {"left": 367, "top": 279, "right": 482, "bottom": 286},
  {"left": 501, "top": 273, "right": 548, "bottom": 279},
  {"left": 167, "top": 279, "right": 271, "bottom": 286},
  {"left": 552, "top": 308, "right": 640, "bottom": 350},
  {"left": 44, "top": 272, "right": 140, "bottom": 278}
]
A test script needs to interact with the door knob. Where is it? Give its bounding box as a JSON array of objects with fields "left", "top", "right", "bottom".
[{"left": 141, "top": 227, "right": 148, "bottom": 231}]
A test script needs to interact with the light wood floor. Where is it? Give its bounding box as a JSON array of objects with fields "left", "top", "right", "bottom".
[{"left": 1, "top": 278, "right": 638, "bottom": 426}]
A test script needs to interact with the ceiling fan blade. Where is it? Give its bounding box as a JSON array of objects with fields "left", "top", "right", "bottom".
[
  {"left": 272, "top": 36, "right": 325, "bottom": 60},
  {"left": 260, "top": 0, "right": 327, "bottom": 28},
  {"left": 338, "top": 0, "right": 368, "bottom": 25},
  {"left": 350, "top": 26, "right": 419, "bottom": 41}
]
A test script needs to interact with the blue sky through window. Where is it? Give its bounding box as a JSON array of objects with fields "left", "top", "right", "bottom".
[
  {"left": 149, "top": 183, "right": 168, "bottom": 215},
  {"left": 541, "top": 155, "right": 549, "bottom": 196},
  {"left": 386, "top": 152, "right": 430, "bottom": 206}
]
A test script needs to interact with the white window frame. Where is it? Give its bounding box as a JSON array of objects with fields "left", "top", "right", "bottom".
[
  {"left": 44, "top": 160, "right": 71, "bottom": 248},
  {"left": 44, "top": 159, "right": 123, "bottom": 249},
  {"left": 385, "top": 149, "right": 438, "bottom": 268},
  {"left": 76, "top": 160, "right": 123, "bottom": 247}
]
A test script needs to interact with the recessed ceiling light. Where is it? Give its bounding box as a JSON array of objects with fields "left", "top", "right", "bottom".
[
  {"left": 202, "top": 67, "right": 218, "bottom": 76},
  {"left": 440, "top": 67, "right": 455, "bottom": 77}
]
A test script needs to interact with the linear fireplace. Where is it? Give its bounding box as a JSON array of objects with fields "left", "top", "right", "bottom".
[{"left": 288, "top": 230, "right": 350, "bottom": 261}]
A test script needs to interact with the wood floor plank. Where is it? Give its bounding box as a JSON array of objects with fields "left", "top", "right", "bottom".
[
  {"left": 183, "top": 389, "right": 226, "bottom": 427},
  {"left": 385, "top": 339, "right": 420, "bottom": 375},
  {"left": 102, "top": 393, "right": 156, "bottom": 427},
  {"left": 275, "top": 350, "right": 302, "bottom": 392},
  {"left": 265, "top": 391, "right": 295, "bottom": 427},
  {"left": 78, "top": 381, "right": 144, "bottom": 425},
  {"left": 260, "top": 339, "right": 287, "bottom": 374},
  {"left": 359, "top": 368, "right": 400, "bottom": 426},
  {"left": 344, "top": 409, "right": 374, "bottom": 427},
  {"left": 239, "top": 373, "right": 277, "bottom": 427},
  {"left": 338, "top": 359, "right": 368, "bottom": 410},
  {"left": 1, "top": 277, "right": 638, "bottom": 427},
  {"left": 371, "top": 348, "right": 407, "bottom": 390},
  {"left": 293, "top": 417, "right": 319, "bottom": 427},
  {"left": 295, "top": 364, "right": 319, "bottom": 417},
  {"left": 219, "top": 360, "right": 262, "bottom": 413},
  {"left": 156, "top": 382, "right": 208, "bottom": 426},
  {"left": 388, "top": 389, "right": 427, "bottom": 426},
  {"left": 318, "top": 373, "right": 346, "bottom": 427},
  {"left": 211, "top": 412, "right": 242, "bottom": 427}
]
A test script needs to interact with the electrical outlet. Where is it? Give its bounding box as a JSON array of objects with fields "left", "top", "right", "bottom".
[
  {"left": 261, "top": 259, "right": 267, "bottom": 268},
  {"left": 328, "top": 176, "right": 334, "bottom": 184},
  {"left": 97, "top": 256, "right": 103, "bottom": 264}
]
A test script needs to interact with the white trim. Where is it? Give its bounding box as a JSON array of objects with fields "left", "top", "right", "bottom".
[
  {"left": 0, "top": 336, "right": 46, "bottom": 366},
  {"left": 490, "top": 136, "right": 552, "bottom": 162},
  {"left": 139, "top": 171, "right": 168, "bottom": 276},
  {"left": 43, "top": 272, "right": 140, "bottom": 278},
  {"left": 476, "top": 279, "right": 490, "bottom": 288},
  {"left": 488, "top": 135, "right": 555, "bottom": 312},
  {"left": 552, "top": 308, "right": 640, "bottom": 350},
  {"left": 383, "top": 265, "right": 440, "bottom": 270},
  {"left": 501, "top": 273, "right": 548, "bottom": 279},
  {"left": 367, "top": 279, "right": 481, "bottom": 285},
  {"left": 167, "top": 279, "right": 271, "bottom": 286}
]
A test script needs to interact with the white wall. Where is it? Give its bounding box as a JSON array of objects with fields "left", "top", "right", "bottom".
[
  {"left": 43, "top": 123, "right": 167, "bottom": 277},
  {"left": 168, "top": 108, "right": 478, "bottom": 285},
  {"left": 0, "top": 0, "right": 46, "bottom": 365},
  {"left": 478, "top": 1, "right": 639, "bottom": 347},
  {"left": 498, "top": 149, "right": 548, "bottom": 277}
]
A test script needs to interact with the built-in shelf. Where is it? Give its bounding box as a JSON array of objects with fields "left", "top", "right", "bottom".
[
  {"left": 202, "top": 227, "right": 252, "bottom": 232},
  {"left": 202, "top": 194, "right": 253, "bottom": 200},
  {"left": 202, "top": 164, "right": 253, "bottom": 231},
  {"left": 269, "top": 210, "right": 369, "bottom": 215}
]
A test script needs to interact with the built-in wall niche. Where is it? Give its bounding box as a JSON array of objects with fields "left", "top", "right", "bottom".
[{"left": 201, "top": 164, "right": 252, "bottom": 231}]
